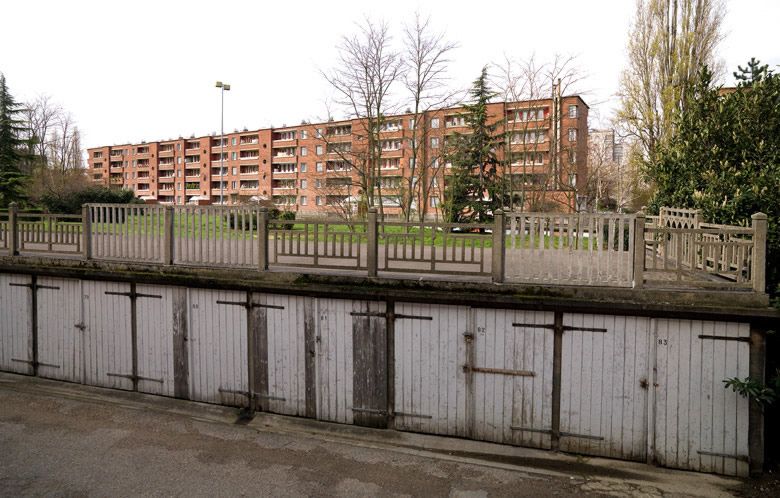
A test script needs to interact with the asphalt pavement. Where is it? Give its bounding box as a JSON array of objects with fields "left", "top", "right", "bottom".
[{"left": 0, "top": 373, "right": 744, "bottom": 497}]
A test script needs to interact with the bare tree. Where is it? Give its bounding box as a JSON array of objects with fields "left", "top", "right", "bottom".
[
  {"left": 24, "top": 95, "right": 61, "bottom": 169},
  {"left": 401, "top": 13, "right": 459, "bottom": 222},
  {"left": 48, "top": 112, "right": 82, "bottom": 171},
  {"left": 24, "top": 96, "right": 83, "bottom": 172},
  {"left": 321, "top": 18, "right": 403, "bottom": 218},
  {"left": 616, "top": 0, "right": 724, "bottom": 170}
]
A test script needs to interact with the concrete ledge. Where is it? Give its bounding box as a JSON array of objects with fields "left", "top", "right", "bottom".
[{"left": 0, "top": 255, "right": 775, "bottom": 323}]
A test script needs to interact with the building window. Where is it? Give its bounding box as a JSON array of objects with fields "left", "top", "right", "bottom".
[
  {"left": 568, "top": 105, "right": 578, "bottom": 119},
  {"left": 430, "top": 118, "right": 440, "bottom": 129},
  {"left": 445, "top": 115, "right": 466, "bottom": 128},
  {"left": 568, "top": 128, "right": 577, "bottom": 142},
  {"left": 231, "top": 137, "right": 237, "bottom": 145},
  {"left": 177, "top": 157, "right": 182, "bottom": 164},
  {"left": 315, "top": 145, "right": 323, "bottom": 155},
  {"left": 300, "top": 163, "right": 307, "bottom": 173},
  {"left": 409, "top": 118, "right": 415, "bottom": 129},
  {"left": 231, "top": 152, "right": 237, "bottom": 160},
  {"left": 430, "top": 137, "right": 439, "bottom": 148},
  {"left": 300, "top": 130, "right": 308, "bottom": 139},
  {"left": 316, "top": 162, "right": 323, "bottom": 172},
  {"left": 176, "top": 143, "right": 181, "bottom": 150},
  {"left": 231, "top": 181, "right": 237, "bottom": 189},
  {"left": 380, "top": 158, "right": 400, "bottom": 170},
  {"left": 569, "top": 149, "right": 577, "bottom": 164},
  {"left": 300, "top": 146, "right": 307, "bottom": 156},
  {"left": 300, "top": 179, "right": 307, "bottom": 189},
  {"left": 316, "top": 196, "right": 323, "bottom": 206},
  {"left": 300, "top": 196, "right": 307, "bottom": 206},
  {"left": 430, "top": 197, "right": 440, "bottom": 208}
]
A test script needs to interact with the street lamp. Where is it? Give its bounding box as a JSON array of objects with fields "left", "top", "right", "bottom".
[{"left": 215, "top": 81, "right": 231, "bottom": 205}]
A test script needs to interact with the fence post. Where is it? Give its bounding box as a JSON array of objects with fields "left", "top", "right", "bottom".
[
  {"left": 258, "top": 207, "right": 269, "bottom": 271},
  {"left": 82, "top": 204, "right": 92, "bottom": 260},
  {"left": 367, "top": 207, "right": 378, "bottom": 277},
  {"left": 632, "top": 212, "right": 646, "bottom": 289},
  {"left": 163, "top": 205, "right": 174, "bottom": 265},
  {"left": 751, "top": 212, "right": 767, "bottom": 293},
  {"left": 492, "top": 209, "right": 505, "bottom": 283},
  {"left": 8, "top": 202, "right": 19, "bottom": 256}
]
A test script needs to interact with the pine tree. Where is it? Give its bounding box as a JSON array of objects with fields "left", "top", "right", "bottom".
[
  {"left": 444, "top": 67, "right": 507, "bottom": 223},
  {"left": 0, "top": 73, "right": 29, "bottom": 206}
]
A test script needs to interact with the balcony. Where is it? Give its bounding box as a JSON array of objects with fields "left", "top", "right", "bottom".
[
  {"left": 239, "top": 136, "right": 260, "bottom": 146},
  {"left": 271, "top": 164, "right": 297, "bottom": 174},
  {"left": 239, "top": 150, "right": 260, "bottom": 161}
]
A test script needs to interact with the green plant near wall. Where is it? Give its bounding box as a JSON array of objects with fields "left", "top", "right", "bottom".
[{"left": 723, "top": 368, "right": 780, "bottom": 406}]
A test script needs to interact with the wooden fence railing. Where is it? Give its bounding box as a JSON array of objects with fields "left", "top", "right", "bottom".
[
  {"left": 17, "top": 212, "right": 83, "bottom": 255},
  {"left": 644, "top": 207, "right": 767, "bottom": 291},
  {"left": 0, "top": 212, "right": 9, "bottom": 253},
  {"left": 270, "top": 218, "right": 369, "bottom": 271},
  {"left": 174, "top": 205, "right": 260, "bottom": 268},
  {"left": 86, "top": 204, "right": 168, "bottom": 263},
  {"left": 378, "top": 219, "right": 492, "bottom": 276},
  {"left": 0, "top": 203, "right": 768, "bottom": 292},
  {"left": 504, "top": 212, "right": 636, "bottom": 287}
]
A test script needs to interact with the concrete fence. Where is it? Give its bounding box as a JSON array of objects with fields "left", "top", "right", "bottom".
[{"left": 0, "top": 203, "right": 768, "bottom": 292}]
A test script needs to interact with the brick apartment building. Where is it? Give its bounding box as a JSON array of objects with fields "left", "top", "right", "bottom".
[{"left": 87, "top": 95, "right": 588, "bottom": 216}]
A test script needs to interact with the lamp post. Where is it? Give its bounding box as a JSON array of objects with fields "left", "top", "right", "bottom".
[{"left": 215, "top": 81, "right": 231, "bottom": 205}]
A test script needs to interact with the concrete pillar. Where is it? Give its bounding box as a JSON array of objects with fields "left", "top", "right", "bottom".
[
  {"left": 492, "top": 209, "right": 505, "bottom": 283},
  {"left": 632, "top": 212, "right": 646, "bottom": 289},
  {"left": 163, "top": 205, "right": 174, "bottom": 265},
  {"left": 367, "top": 208, "right": 378, "bottom": 278},
  {"left": 751, "top": 213, "right": 767, "bottom": 294},
  {"left": 8, "top": 202, "right": 18, "bottom": 256},
  {"left": 257, "top": 207, "right": 269, "bottom": 271},
  {"left": 82, "top": 205, "right": 92, "bottom": 260}
]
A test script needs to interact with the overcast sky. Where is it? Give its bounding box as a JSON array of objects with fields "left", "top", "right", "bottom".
[{"left": 3, "top": 0, "right": 778, "bottom": 149}]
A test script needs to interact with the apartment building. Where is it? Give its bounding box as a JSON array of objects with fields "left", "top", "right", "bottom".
[{"left": 87, "top": 96, "right": 588, "bottom": 215}]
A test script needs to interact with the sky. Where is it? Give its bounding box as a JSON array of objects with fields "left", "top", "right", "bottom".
[{"left": 2, "top": 0, "right": 779, "bottom": 150}]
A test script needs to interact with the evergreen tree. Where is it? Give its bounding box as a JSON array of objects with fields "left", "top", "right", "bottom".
[
  {"left": 0, "top": 73, "right": 29, "bottom": 206},
  {"left": 444, "top": 67, "right": 507, "bottom": 223},
  {"left": 650, "top": 59, "right": 780, "bottom": 296}
]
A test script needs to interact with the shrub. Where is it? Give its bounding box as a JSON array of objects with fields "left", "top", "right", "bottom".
[{"left": 39, "top": 186, "right": 138, "bottom": 214}]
